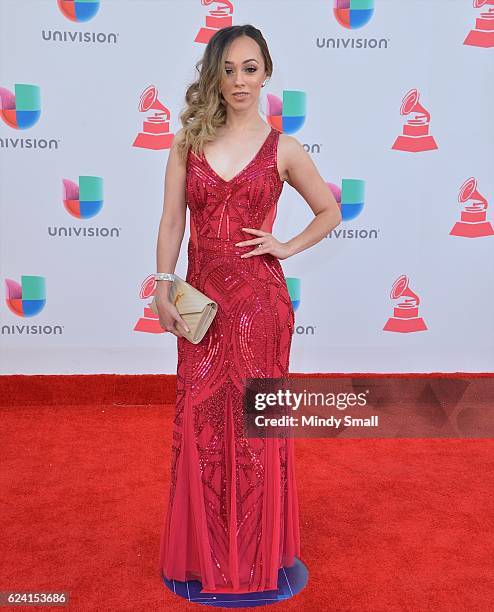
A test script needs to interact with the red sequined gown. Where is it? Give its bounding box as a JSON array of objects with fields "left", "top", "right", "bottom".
[{"left": 158, "top": 125, "right": 300, "bottom": 593}]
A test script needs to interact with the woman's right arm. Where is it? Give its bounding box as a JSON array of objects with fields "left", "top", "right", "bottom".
[{"left": 155, "top": 128, "right": 189, "bottom": 338}]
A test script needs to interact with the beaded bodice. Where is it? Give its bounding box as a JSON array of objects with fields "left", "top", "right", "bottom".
[{"left": 185, "top": 125, "right": 284, "bottom": 253}]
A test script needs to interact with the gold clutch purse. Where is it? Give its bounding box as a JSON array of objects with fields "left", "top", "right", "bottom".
[{"left": 150, "top": 274, "right": 218, "bottom": 344}]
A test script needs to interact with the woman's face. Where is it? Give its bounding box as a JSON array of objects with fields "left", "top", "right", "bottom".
[{"left": 219, "top": 36, "right": 267, "bottom": 109}]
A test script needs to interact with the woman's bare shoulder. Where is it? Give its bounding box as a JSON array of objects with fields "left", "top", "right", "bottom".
[
  {"left": 277, "top": 132, "right": 302, "bottom": 183},
  {"left": 169, "top": 127, "right": 191, "bottom": 167},
  {"left": 172, "top": 127, "right": 187, "bottom": 147},
  {"left": 278, "top": 131, "right": 302, "bottom": 151}
]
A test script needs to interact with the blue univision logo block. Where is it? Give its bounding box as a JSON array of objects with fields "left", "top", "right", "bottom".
[{"left": 340, "top": 178, "right": 365, "bottom": 221}]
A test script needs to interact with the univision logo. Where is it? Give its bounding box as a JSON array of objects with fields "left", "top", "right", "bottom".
[
  {"left": 57, "top": 0, "right": 100, "bottom": 22},
  {"left": 318, "top": 0, "right": 389, "bottom": 50},
  {"left": 285, "top": 277, "right": 315, "bottom": 336},
  {"left": 0, "top": 83, "right": 61, "bottom": 150},
  {"left": 0, "top": 84, "right": 41, "bottom": 129},
  {"left": 5, "top": 275, "right": 46, "bottom": 317},
  {"left": 265, "top": 91, "right": 306, "bottom": 134},
  {"left": 0, "top": 137, "right": 59, "bottom": 150},
  {"left": 3, "top": 275, "right": 63, "bottom": 335},
  {"left": 42, "top": 0, "right": 118, "bottom": 44},
  {"left": 47, "top": 175, "right": 121, "bottom": 238},
  {"left": 333, "top": 0, "right": 375, "bottom": 29},
  {"left": 63, "top": 175, "right": 103, "bottom": 218},
  {"left": 286, "top": 277, "right": 300, "bottom": 313},
  {"left": 327, "top": 179, "right": 380, "bottom": 239}
]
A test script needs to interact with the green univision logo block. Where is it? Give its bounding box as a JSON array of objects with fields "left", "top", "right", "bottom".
[{"left": 79, "top": 176, "right": 103, "bottom": 201}]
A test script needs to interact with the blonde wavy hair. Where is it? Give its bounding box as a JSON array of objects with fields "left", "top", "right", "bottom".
[{"left": 176, "top": 24, "right": 273, "bottom": 163}]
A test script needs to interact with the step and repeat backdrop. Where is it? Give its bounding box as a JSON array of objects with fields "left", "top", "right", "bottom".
[{"left": 1, "top": 0, "right": 493, "bottom": 374}]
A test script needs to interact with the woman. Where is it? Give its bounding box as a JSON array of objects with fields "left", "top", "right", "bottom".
[{"left": 156, "top": 24, "right": 341, "bottom": 594}]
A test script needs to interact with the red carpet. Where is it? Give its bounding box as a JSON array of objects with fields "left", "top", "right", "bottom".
[{"left": 1, "top": 375, "right": 493, "bottom": 611}]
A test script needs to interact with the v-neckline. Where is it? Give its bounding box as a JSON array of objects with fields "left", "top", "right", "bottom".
[{"left": 201, "top": 126, "right": 274, "bottom": 185}]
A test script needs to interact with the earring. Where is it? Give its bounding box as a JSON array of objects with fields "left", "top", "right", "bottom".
[{"left": 261, "top": 79, "right": 269, "bottom": 87}]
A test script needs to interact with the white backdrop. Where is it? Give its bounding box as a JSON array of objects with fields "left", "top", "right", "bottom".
[{"left": 1, "top": 0, "right": 493, "bottom": 374}]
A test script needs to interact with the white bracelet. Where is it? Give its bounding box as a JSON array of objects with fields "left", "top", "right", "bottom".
[{"left": 155, "top": 273, "right": 175, "bottom": 281}]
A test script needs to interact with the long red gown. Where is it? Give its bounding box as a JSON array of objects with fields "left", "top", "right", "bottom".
[{"left": 158, "top": 125, "right": 300, "bottom": 593}]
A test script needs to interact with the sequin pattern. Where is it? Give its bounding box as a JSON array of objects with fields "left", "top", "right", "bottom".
[{"left": 159, "top": 126, "right": 300, "bottom": 593}]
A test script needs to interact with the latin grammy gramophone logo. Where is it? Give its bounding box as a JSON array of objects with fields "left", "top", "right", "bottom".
[
  {"left": 265, "top": 91, "right": 306, "bottom": 134},
  {"left": 333, "top": 0, "right": 375, "bottom": 30},
  {"left": 383, "top": 275, "right": 427, "bottom": 333},
  {"left": 134, "top": 275, "right": 164, "bottom": 334},
  {"left": 391, "top": 89, "right": 438, "bottom": 153},
  {"left": 450, "top": 177, "right": 494, "bottom": 238},
  {"left": 464, "top": 0, "right": 494, "bottom": 48},
  {"left": 195, "top": 0, "right": 234, "bottom": 44},
  {"left": 132, "top": 86, "right": 174, "bottom": 151}
]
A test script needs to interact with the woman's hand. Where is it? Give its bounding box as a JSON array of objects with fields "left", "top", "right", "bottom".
[
  {"left": 235, "top": 228, "right": 292, "bottom": 260},
  {"left": 154, "top": 283, "right": 190, "bottom": 338}
]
